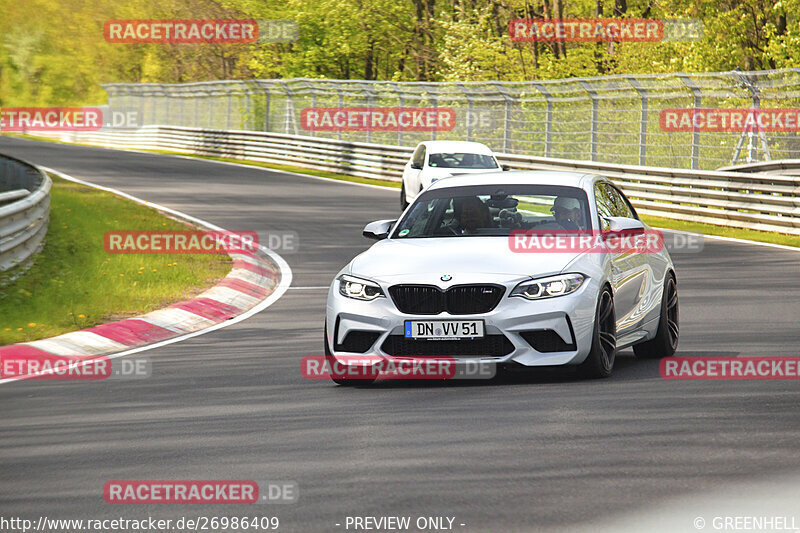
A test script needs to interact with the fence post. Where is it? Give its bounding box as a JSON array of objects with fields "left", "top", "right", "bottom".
[
  {"left": 208, "top": 89, "right": 214, "bottom": 129},
  {"left": 178, "top": 90, "right": 185, "bottom": 127},
  {"left": 579, "top": 80, "right": 599, "bottom": 162},
  {"left": 493, "top": 83, "right": 512, "bottom": 153},
  {"left": 226, "top": 86, "right": 232, "bottom": 130},
  {"left": 532, "top": 83, "right": 553, "bottom": 158},
  {"left": 337, "top": 84, "right": 344, "bottom": 141},
  {"left": 392, "top": 81, "right": 403, "bottom": 146},
  {"left": 278, "top": 81, "right": 295, "bottom": 135},
  {"left": 264, "top": 83, "right": 271, "bottom": 132},
  {"left": 162, "top": 84, "right": 170, "bottom": 126},
  {"left": 677, "top": 74, "right": 701, "bottom": 170},
  {"left": 627, "top": 76, "right": 648, "bottom": 166},
  {"left": 360, "top": 81, "right": 377, "bottom": 144},
  {"left": 430, "top": 83, "right": 438, "bottom": 142},
  {"left": 458, "top": 83, "right": 473, "bottom": 142}
]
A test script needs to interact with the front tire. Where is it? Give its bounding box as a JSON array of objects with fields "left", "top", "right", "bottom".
[
  {"left": 400, "top": 182, "right": 409, "bottom": 210},
  {"left": 324, "top": 321, "right": 377, "bottom": 386},
  {"left": 633, "top": 272, "right": 679, "bottom": 359},
  {"left": 578, "top": 287, "right": 616, "bottom": 379}
]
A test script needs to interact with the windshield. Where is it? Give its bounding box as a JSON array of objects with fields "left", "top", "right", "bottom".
[
  {"left": 428, "top": 152, "right": 498, "bottom": 169},
  {"left": 392, "top": 184, "right": 592, "bottom": 238}
]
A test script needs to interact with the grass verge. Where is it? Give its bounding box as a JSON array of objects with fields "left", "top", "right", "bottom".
[
  {"left": 6, "top": 132, "right": 799, "bottom": 249},
  {"left": 0, "top": 174, "right": 231, "bottom": 345}
]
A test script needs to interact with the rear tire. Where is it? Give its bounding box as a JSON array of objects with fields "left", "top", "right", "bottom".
[
  {"left": 578, "top": 287, "right": 616, "bottom": 379},
  {"left": 633, "top": 273, "right": 679, "bottom": 359},
  {"left": 324, "top": 321, "right": 377, "bottom": 386},
  {"left": 400, "top": 182, "right": 409, "bottom": 210}
]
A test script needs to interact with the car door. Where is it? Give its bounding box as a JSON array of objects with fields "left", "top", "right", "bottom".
[
  {"left": 403, "top": 144, "right": 426, "bottom": 196},
  {"left": 595, "top": 182, "right": 650, "bottom": 336}
]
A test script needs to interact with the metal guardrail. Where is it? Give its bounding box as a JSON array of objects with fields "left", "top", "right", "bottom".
[
  {"left": 0, "top": 154, "right": 51, "bottom": 272},
  {"left": 718, "top": 159, "right": 800, "bottom": 176},
  {"left": 45, "top": 126, "right": 800, "bottom": 235}
]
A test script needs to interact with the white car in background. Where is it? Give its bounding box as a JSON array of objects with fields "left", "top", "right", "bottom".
[{"left": 401, "top": 141, "right": 505, "bottom": 209}]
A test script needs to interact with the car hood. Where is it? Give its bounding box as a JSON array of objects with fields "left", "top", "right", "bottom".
[{"left": 349, "top": 237, "right": 582, "bottom": 286}]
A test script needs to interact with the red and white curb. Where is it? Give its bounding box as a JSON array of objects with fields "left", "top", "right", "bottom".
[{"left": 0, "top": 167, "right": 292, "bottom": 383}]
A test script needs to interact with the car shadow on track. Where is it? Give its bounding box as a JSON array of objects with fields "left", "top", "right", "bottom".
[
  {"left": 335, "top": 352, "right": 687, "bottom": 389},
  {"left": 328, "top": 350, "right": 742, "bottom": 389}
]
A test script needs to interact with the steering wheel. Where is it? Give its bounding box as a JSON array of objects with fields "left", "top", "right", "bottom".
[{"left": 558, "top": 219, "right": 580, "bottom": 230}]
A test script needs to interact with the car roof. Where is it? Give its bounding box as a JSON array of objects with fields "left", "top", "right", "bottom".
[
  {"left": 426, "top": 170, "right": 598, "bottom": 191},
  {"left": 418, "top": 140, "right": 495, "bottom": 154}
]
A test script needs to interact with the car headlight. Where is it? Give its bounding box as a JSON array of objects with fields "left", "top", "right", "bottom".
[
  {"left": 510, "top": 273, "right": 585, "bottom": 300},
  {"left": 338, "top": 274, "right": 385, "bottom": 301}
]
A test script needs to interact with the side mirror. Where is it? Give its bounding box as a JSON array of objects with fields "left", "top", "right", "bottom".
[
  {"left": 410, "top": 162, "right": 422, "bottom": 170},
  {"left": 602, "top": 216, "right": 645, "bottom": 233},
  {"left": 363, "top": 219, "right": 396, "bottom": 240},
  {"left": 502, "top": 165, "right": 511, "bottom": 171}
]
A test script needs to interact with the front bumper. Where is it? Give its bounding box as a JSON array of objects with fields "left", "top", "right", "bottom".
[{"left": 326, "top": 277, "right": 600, "bottom": 367}]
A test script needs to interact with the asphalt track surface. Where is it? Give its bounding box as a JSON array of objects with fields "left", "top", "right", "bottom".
[{"left": 1, "top": 136, "right": 800, "bottom": 533}]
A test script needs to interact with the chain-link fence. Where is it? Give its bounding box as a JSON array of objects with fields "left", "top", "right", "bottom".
[{"left": 103, "top": 68, "right": 800, "bottom": 170}]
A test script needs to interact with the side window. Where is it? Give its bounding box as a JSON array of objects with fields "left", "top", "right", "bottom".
[
  {"left": 595, "top": 183, "right": 614, "bottom": 220},
  {"left": 412, "top": 145, "right": 426, "bottom": 167},
  {"left": 605, "top": 184, "right": 637, "bottom": 219}
]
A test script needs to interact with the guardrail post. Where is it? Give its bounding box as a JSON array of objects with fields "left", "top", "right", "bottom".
[
  {"left": 678, "top": 74, "right": 701, "bottom": 170},
  {"left": 532, "top": 83, "right": 553, "bottom": 158},
  {"left": 627, "top": 77, "right": 648, "bottom": 166},
  {"left": 579, "top": 80, "right": 599, "bottom": 162}
]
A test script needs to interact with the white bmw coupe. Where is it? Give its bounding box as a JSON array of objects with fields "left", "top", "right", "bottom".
[
  {"left": 400, "top": 141, "right": 504, "bottom": 209},
  {"left": 326, "top": 171, "right": 678, "bottom": 385}
]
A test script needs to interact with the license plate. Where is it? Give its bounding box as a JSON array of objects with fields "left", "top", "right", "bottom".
[{"left": 404, "top": 320, "right": 484, "bottom": 339}]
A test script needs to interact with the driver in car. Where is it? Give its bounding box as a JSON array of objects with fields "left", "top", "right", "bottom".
[
  {"left": 551, "top": 196, "right": 584, "bottom": 230},
  {"left": 454, "top": 196, "right": 492, "bottom": 234}
]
